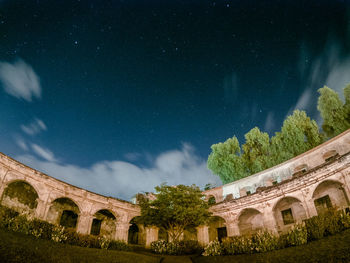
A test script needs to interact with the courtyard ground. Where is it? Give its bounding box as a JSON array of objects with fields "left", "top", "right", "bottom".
[{"left": 1, "top": 228, "right": 350, "bottom": 263}]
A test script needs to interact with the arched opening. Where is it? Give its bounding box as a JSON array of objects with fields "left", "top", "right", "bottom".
[
  {"left": 273, "top": 196, "right": 307, "bottom": 233},
  {"left": 208, "top": 195, "right": 216, "bottom": 205},
  {"left": 1, "top": 180, "right": 39, "bottom": 215},
  {"left": 47, "top": 197, "right": 80, "bottom": 229},
  {"left": 91, "top": 209, "right": 116, "bottom": 239},
  {"left": 293, "top": 164, "right": 308, "bottom": 176},
  {"left": 238, "top": 208, "right": 263, "bottom": 235},
  {"left": 312, "top": 180, "right": 349, "bottom": 215},
  {"left": 323, "top": 150, "right": 339, "bottom": 162},
  {"left": 158, "top": 228, "right": 168, "bottom": 241},
  {"left": 208, "top": 216, "right": 227, "bottom": 242},
  {"left": 128, "top": 217, "right": 145, "bottom": 245},
  {"left": 183, "top": 225, "right": 198, "bottom": 241}
]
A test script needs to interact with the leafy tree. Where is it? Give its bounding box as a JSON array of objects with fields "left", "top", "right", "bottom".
[
  {"left": 343, "top": 84, "right": 350, "bottom": 124},
  {"left": 317, "top": 86, "right": 350, "bottom": 137},
  {"left": 207, "top": 136, "right": 248, "bottom": 183},
  {"left": 138, "top": 184, "right": 211, "bottom": 242},
  {"left": 242, "top": 127, "right": 271, "bottom": 174},
  {"left": 278, "top": 110, "right": 323, "bottom": 157}
]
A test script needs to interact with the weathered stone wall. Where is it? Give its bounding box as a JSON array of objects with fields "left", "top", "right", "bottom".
[
  {"left": 1, "top": 129, "right": 350, "bottom": 247},
  {"left": 199, "top": 129, "right": 350, "bottom": 242}
]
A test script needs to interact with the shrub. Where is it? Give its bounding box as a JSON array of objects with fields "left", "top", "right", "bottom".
[
  {"left": 305, "top": 215, "right": 326, "bottom": 240},
  {"left": 51, "top": 225, "right": 68, "bottom": 243},
  {"left": 29, "top": 219, "right": 53, "bottom": 240},
  {"left": 202, "top": 240, "right": 223, "bottom": 256},
  {"left": 340, "top": 210, "right": 350, "bottom": 229},
  {"left": 150, "top": 240, "right": 202, "bottom": 255},
  {"left": 252, "top": 230, "right": 279, "bottom": 252},
  {"left": 108, "top": 239, "right": 129, "bottom": 251},
  {"left": 178, "top": 240, "right": 203, "bottom": 254},
  {"left": 286, "top": 224, "right": 308, "bottom": 246},
  {"left": 151, "top": 240, "right": 168, "bottom": 254}
]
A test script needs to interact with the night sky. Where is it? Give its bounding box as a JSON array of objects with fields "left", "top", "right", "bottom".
[{"left": 1, "top": 0, "right": 350, "bottom": 200}]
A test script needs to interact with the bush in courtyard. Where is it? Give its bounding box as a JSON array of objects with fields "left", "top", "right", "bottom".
[
  {"left": 339, "top": 210, "right": 350, "bottom": 229},
  {"left": 29, "top": 219, "right": 53, "bottom": 239},
  {"left": 178, "top": 240, "right": 203, "bottom": 254},
  {"left": 51, "top": 225, "right": 69, "bottom": 243},
  {"left": 252, "top": 230, "right": 279, "bottom": 252},
  {"left": 202, "top": 240, "right": 223, "bottom": 256},
  {"left": 305, "top": 215, "right": 326, "bottom": 240},
  {"left": 151, "top": 240, "right": 168, "bottom": 254},
  {"left": 286, "top": 223, "right": 308, "bottom": 246},
  {"left": 107, "top": 239, "right": 130, "bottom": 251}
]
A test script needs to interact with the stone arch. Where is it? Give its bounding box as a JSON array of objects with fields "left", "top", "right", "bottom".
[
  {"left": 90, "top": 209, "right": 117, "bottom": 239},
  {"left": 273, "top": 196, "right": 307, "bottom": 233},
  {"left": 47, "top": 197, "right": 80, "bottom": 229},
  {"left": 293, "top": 164, "right": 308, "bottom": 176},
  {"left": 312, "top": 179, "right": 349, "bottom": 214},
  {"left": 128, "top": 216, "right": 145, "bottom": 245},
  {"left": 0, "top": 180, "right": 39, "bottom": 215},
  {"left": 323, "top": 150, "right": 339, "bottom": 162},
  {"left": 207, "top": 195, "right": 216, "bottom": 205},
  {"left": 238, "top": 208, "right": 263, "bottom": 235},
  {"left": 208, "top": 216, "right": 227, "bottom": 242}
]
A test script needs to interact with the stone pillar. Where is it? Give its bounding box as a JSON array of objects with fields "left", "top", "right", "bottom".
[
  {"left": 35, "top": 199, "right": 48, "bottom": 220},
  {"left": 196, "top": 225, "right": 209, "bottom": 246},
  {"left": 145, "top": 226, "right": 158, "bottom": 248},
  {"left": 76, "top": 213, "right": 93, "bottom": 235},
  {"left": 115, "top": 222, "right": 130, "bottom": 242},
  {"left": 226, "top": 221, "right": 239, "bottom": 237},
  {"left": 262, "top": 204, "right": 278, "bottom": 234},
  {"left": 301, "top": 188, "right": 318, "bottom": 218}
]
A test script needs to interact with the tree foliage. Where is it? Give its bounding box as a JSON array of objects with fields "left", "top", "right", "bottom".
[
  {"left": 208, "top": 111, "right": 323, "bottom": 183},
  {"left": 207, "top": 136, "right": 248, "bottom": 183},
  {"left": 138, "top": 184, "right": 211, "bottom": 242},
  {"left": 317, "top": 85, "right": 350, "bottom": 137}
]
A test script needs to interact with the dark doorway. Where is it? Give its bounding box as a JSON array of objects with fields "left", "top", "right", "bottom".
[
  {"left": 217, "top": 227, "right": 227, "bottom": 242},
  {"left": 128, "top": 223, "right": 139, "bottom": 244},
  {"left": 60, "top": 210, "right": 78, "bottom": 229},
  {"left": 90, "top": 218, "right": 102, "bottom": 235}
]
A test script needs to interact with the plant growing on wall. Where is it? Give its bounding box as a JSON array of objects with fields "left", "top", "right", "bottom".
[{"left": 138, "top": 184, "right": 211, "bottom": 242}]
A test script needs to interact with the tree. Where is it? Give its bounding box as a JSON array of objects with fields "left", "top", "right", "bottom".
[
  {"left": 207, "top": 136, "right": 248, "bottom": 183},
  {"left": 280, "top": 110, "right": 322, "bottom": 155},
  {"left": 138, "top": 184, "right": 211, "bottom": 242},
  {"left": 317, "top": 86, "right": 350, "bottom": 137},
  {"left": 242, "top": 127, "right": 271, "bottom": 174}
]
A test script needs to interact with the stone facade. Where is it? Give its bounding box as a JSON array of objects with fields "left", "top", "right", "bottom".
[{"left": 1, "top": 129, "right": 350, "bottom": 247}]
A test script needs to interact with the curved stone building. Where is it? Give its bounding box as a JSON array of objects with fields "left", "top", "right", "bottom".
[{"left": 1, "top": 129, "right": 350, "bottom": 247}]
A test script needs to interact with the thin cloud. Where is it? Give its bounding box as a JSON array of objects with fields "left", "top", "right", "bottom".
[
  {"left": 31, "top": 143, "right": 56, "bottom": 162},
  {"left": 0, "top": 59, "right": 41, "bottom": 101},
  {"left": 16, "top": 143, "right": 221, "bottom": 200},
  {"left": 14, "top": 136, "right": 28, "bottom": 151},
  {"left": 21, "top": 118, "right": 47, "bottom": 136},
  {"left": 264, "top": 112, "right": 275, "bottom": 133},
  {"left": 223, "top": 72, "right": 238, "bottom": 104}
]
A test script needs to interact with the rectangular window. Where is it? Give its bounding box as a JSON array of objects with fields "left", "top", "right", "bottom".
[
  {"left": 281, "top": 208, "right": 294, "bottom": 225},
  {"left": 314, "top": 195, "right": 332, "bottom": 215},
  {"left": 90, "top": 218, "right": 102, "bottom": 236}
]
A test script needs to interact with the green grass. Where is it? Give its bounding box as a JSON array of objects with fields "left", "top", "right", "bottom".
[
  {"left": 192, "top": 229, "right": 350, "bottom": 263},
  {"left": 0, "top": 228, "right": 161, "bottom": 263}
]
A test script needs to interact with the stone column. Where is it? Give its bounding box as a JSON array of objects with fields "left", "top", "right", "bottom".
[
  {"left": 76, "top": 213, "right": 93, "bottom": 235},
  {"left": 226, "top": 221, "right": 239, "bottom": 237},
  {"left": 145, "top": 226, "right": 159, "bottom": 248},
  {"left": 35, "top": 199, "right": 49, "bottom": 220},
  {"left": 196, "top": 225, "right": 209, "bottom": 246},
  {"left": 301, "top": 188, "right": 318, "bottom": 218},
  {"left": 115, "top": 222, "right": 130, "bottom": 242},
  {"left": 262, "top": 204, "right": 278, "bottom": 234}
]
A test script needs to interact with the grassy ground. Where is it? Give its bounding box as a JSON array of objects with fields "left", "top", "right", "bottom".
[
  {"left": 0, "top": 228, "right": 161, "bottom": 263},
  {"left": 192, "top": 228, "right": 350, "bottom": 263},
  {"left": 2, "top": 228, "right": 350, "bottom": 263}
]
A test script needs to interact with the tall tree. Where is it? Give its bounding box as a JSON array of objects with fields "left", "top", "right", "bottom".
[
  {"left": 343, "top": 84, "right": 350, "bottom": 124},
  {"left": 138, "top": 184, "right": 211, "bottom": 242},
  {"left": 242, "top": 127, "right": 271, "bottom": 174},
  {"left": 317, "top": 86, "right": 350, "bottom": 137},
  {"left": 207, "top": 136, "right": 247, "bottom": 183}
]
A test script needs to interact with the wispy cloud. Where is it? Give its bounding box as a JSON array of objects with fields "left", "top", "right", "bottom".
[
  {"left": 21, "top": 118, "right": 47, "bottom": 136},
  {"left": 16, "top": 143, "right": 221, "bottom": 200},
  {"left": 14, "top": 136, "right": 28, "bottom": 151},
  {"left": 0, "top": 59, "right": 41, "bottom": 101},
  {"left": 223, "top": 72, "right": 238, "bottom": 104},
  {"left": 31, "top": 144, "right": 56, "bottom": 162},
  {"left": 264, "top": 112, "right": 275, "bottom": 132}
]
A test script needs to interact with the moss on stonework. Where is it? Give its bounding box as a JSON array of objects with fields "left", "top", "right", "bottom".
[{"left": 2, "top": 181, "right": 38, "bottom": 209}]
